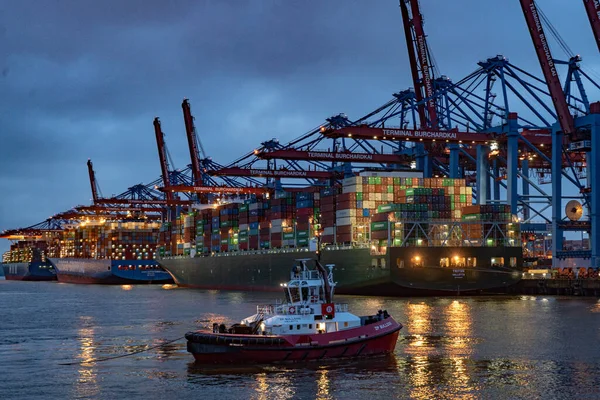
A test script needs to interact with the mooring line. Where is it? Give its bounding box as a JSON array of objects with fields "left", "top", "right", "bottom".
[{"left": 58, "top": 336, "right": 185, "bottom": 366}]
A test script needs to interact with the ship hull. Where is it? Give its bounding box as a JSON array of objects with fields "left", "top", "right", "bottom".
[
  {"left": 49, "top": 258, "right": 173, "bottom": 285},
  {"left": 1, "top": 262, "right": 57, "bottom": 281},
  {"left": 159, "top": 246, "right": 522, "bottom": 296},
  {"left": 186, "top": 317, "right": 401, "bottom": 365}
]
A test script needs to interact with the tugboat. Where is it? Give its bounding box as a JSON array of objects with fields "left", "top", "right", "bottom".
[{"left": 185, "top": 259, "right": 402, "bottom": 364}]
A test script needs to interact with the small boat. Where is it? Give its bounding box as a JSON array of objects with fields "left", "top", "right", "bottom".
[{"left": 185, "top": 258, "right": 402, "bottom": 364}]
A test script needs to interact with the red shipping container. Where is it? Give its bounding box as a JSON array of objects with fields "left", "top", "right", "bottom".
[
  {"left": 336, "top": 233, "right": 352, "bottom": 242},
  {"left": 271, "top": 232, "right": 282, "bottom": 240},
  {"left": 321, "top": 234, "right": 334, "bottom": 243},
  {"left": 336, "top": 225, "right": 352, "bottom": 235}
]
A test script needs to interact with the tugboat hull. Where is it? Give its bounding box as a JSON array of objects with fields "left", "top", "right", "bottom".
[{"left": 186, "top": 317, "right": 401, "bottom": 365}]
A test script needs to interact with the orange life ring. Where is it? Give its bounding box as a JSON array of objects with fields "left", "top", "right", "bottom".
[{"left": 289, "top": 306, "right": 296, "bottom": 314}]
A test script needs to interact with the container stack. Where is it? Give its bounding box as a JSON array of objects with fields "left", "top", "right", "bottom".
[
  {"left": 295, "top": 191, "right": 319, "bottom": 247},
  {"left": 58, "top": 220, "right": 160, "bottom": 260},
  {"left": 268, "top": 193, "right": 296, "bottom": 249},
  {"left": 238, "top": 203, "right": 249, "bottom": 251}
]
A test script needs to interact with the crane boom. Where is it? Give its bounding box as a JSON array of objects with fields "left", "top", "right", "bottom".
[
  {"left": 583, "top": 0, "right": 600, "bottom": 52},
  {"left": 87, "top": 159, "right": 99, "bottom": 204},
  {"left": 210, "top": 167, "right": 341, "bottom": 179},
  {"left": 519, "top": 0, "right": 575, "bottom": 136},
  {"left": 182, "top": 99, "right": 204, "bottom": 185},
  {"left": 153, "top": 117, "right": 173, "bottom": 201},
  {"left": 400, "top": 0, "right": 437, "bottom": 127},
  {"left": 257, "top": 149, "right": 412, "bottom": 164}
]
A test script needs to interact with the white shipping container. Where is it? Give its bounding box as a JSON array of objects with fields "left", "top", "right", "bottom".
[
  {"left": 184, "top": 216, "right": 194, "bottom": 228},
  {"left": 447, "top": 187, "right": 455, "bottom": 195},
  {"left": 460, "top": 187, "right": 466, "bottom": 195},
  {"left": 313, "top": 193, "right": 320, "bottom": 200},
  {"left": 343, "top": 176, "right": 361, "bottom": 187},
  {"left": 336, "top": 217, "right": 353, "bottom": 226},
  {"left": 323, "top": 227, "right": 335, "bottom": 236},
  {"left": 271, "top": 226, "right": 282, "bottom": 233},
  {"left": 466, "top": 187, "right": 473, "bottom": 195},
  {"left": 271, "top": 219, "right": 283, "bottom": 228},
  {"left": 336, "top": 209, "right": 356, "bottom": 219},
  {"left": 358, "top": 171, "right": 423, "bottom": 178},
  {"left": 239, "top": 224, "right": 249, "bottom": 231},
  {"left": 249, "top": 203, "right": 260, "bottom": 211},
  {"left": 183, "top": 242, "right": 192, "bottom": 249},
  {"left": 343, "top": 184, "right": 358, "bottom": 194},
  {"left": 374, "top": 193, "right": 382, "bottom": 201}
]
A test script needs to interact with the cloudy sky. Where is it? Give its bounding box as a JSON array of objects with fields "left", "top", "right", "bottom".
[{"left": 1, "top": 0, "right": 598, "bottom": 254}]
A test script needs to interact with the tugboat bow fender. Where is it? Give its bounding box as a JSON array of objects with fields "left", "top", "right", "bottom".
[{"left": 185, "top": 332, "right": 287, "bottom": 346}]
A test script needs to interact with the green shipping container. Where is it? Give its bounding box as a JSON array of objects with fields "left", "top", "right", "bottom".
[
  {"left": 462, "top": 214, "right": 480, "bottom": 221},
  {"left": 460, "top": 194, "right": 467, "bottom": 202},
  {"left": 239, "top": 230, "right": 249, "bottom": 237},
  {"left": 283, "top": 232, "right": 295, "bottom": 240},
  {"left": 239, "top": 205, "right": 249, "bottom": 212},
  {"left": 371, "top": 221, "right": 388, "bottom": 231},
  {"left": 297, "top": 230, "right": 309, "bottom": 238},
  {"left": 296, "top": 238, "right": 309, "bottom": 246},
  {"left": 239, "top": 237, "right": 248, "bottom": 243},
  {"left": 356, "top": 192, "right": 363, "bottom": 200},
  {"left": 377, "top": 204, "right": 395, "bottom": 213}
]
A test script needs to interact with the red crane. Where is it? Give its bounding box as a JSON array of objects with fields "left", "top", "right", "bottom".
[
  {"left": 519, "top": 0, "right": 575, "bottom": 137},
  {"left": 182, "top": 99, "right": 205, "bottom": 185},
  {"left": 399, "top": 0, "right": 437, "bottom": 127},
  {"left": 87, "top": 159, "right": 99, "bottom": 205},
  {"left": 583, "top": 0, "right": 600, "bottom": 52},
  {"left": 210, "top": 166, "right": 341, "bottom": 179},
  {"left": 257, "top": 149, "right": 413, "bottom": 164},
  {"left": 153, "top": 117, "right": 173, "bottom": 202}
]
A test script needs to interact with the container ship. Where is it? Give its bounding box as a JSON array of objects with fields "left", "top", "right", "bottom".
[
  {"left": 1, "top": 239, "right": 57, "bottom": 281},
  {"left": 158, "top": 173, "right": 523, "bottom": 296},
  {"left": 49, "top": 218, "right": 173, "bottom": 284}
]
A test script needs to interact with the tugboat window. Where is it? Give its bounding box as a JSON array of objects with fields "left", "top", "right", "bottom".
[
  {"left": 289, "top": 288, "right": 301, "bottom": 303},
  {"left": 510, "top": 257, "right": 517, "bottom": 268},
  {"left": 380, "top": 259, "right": 386, "bottom": 269},
  {"left": 466, "top": 257, "right": 477, "bottom": 268},
  {"left": 289, "top": 325, "right": 293, "bottom": 330},
  {"left": 397, "top": 258, "right": 404, "bottom": 268}
]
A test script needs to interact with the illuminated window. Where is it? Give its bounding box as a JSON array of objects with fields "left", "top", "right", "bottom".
[
  {"left": 396, "top": 258, "right": 404, "bottom": 268},
  {"left": 491, "top": 257, "right": 504, "bottom": 268},
  {"left": 510, "top": 257, "right": 517, "bottom": 268},
  {"left": 466, "top": 257, "right": 477, "bottom": 267},
  {"left": 411, "top": 255, "right": 423, "bottom": 268}
]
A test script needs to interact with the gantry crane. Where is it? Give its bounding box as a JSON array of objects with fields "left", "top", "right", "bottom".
[{"left": 519, "top": 0, "right": 600, "bottom": 268}]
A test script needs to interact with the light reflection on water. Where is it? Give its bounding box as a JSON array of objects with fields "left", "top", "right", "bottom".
[{"left": 2, "top": 282, "right": 600, "bottom": 400}]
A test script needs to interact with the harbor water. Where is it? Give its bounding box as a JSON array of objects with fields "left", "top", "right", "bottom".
[{"left": 1, "top": 280, "right": 600, "bottom": 399}]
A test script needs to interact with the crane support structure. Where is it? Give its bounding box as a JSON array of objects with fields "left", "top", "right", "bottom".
[
  {"left": 94, "top": 198, "right": 191, "bottom": 206},
  {"left": 519, "top": 0, "right": 575, "bottom": 137},
  {"left": 182, "top": 99, "right": 203, "bottom": 185},
  {"left": 583, "top": 0, "right": 600, "bottom": 52},
  {"left": 210, "top": 167, "right": 341, "bottom": 179},
  {"left": 160, "top": 185, "right": 267, "bottom": 195},
  {"left": 257, "top": 149, "right": 412, "bottom": 164},
  {"left": 153, "top": 117, "right": 173, "bottom": 202},
  {"left": 324, "top": 126, "right": 552, "bottom": 145},
  {"left": 87, "top": 159, "right": 99, "bottom": 205}
]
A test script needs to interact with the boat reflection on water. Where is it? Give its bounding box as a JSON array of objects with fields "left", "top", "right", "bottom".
[
  {"left": 74, "top": 324, "right": 100, "bottom": 399},
  {"left": 186, "top": 355, "right": 399, "bottom": 399}
]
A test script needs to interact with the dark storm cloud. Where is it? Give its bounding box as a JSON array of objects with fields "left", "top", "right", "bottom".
[{"left": 0, "top": 0, "right": 599, "bottom": 253}]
